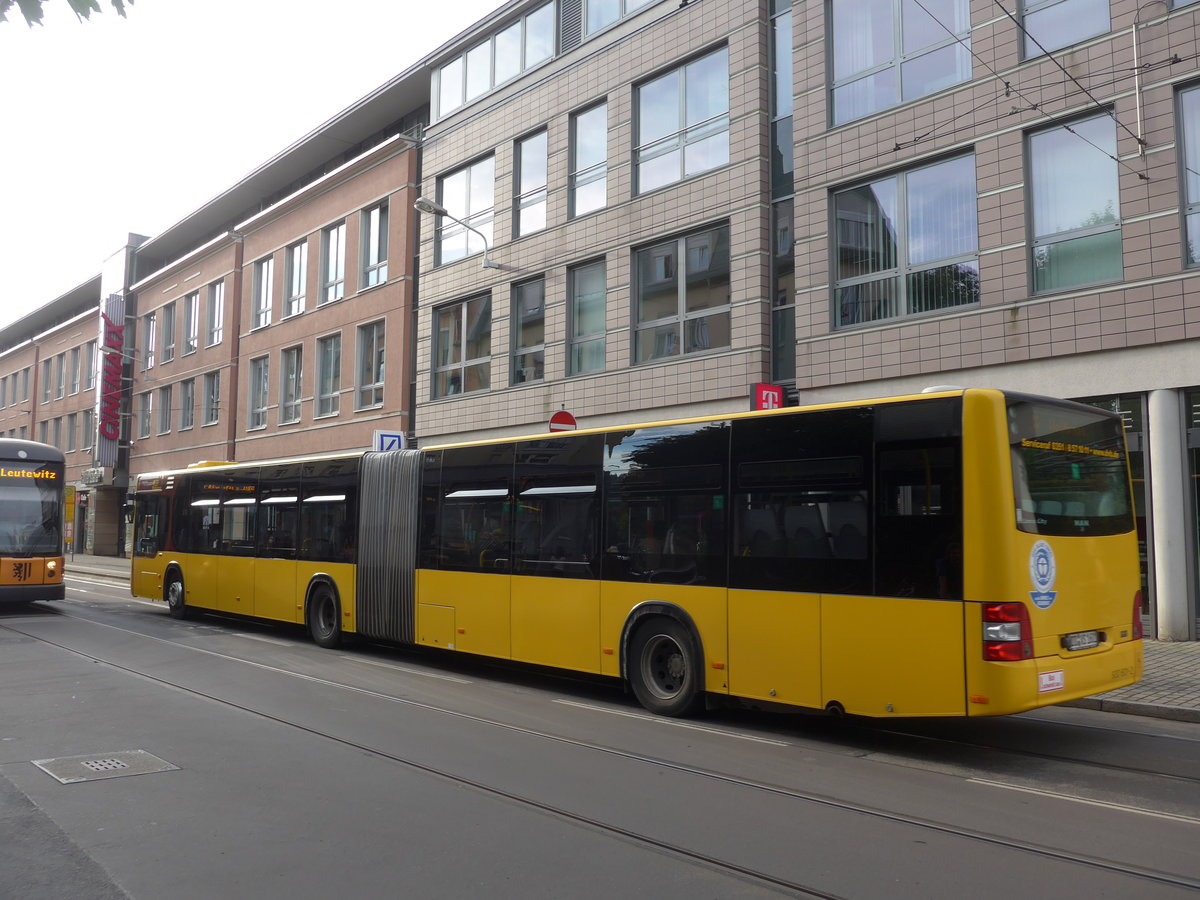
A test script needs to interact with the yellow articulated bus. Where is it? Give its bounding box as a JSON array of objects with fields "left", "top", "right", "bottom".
[
  {"left": 0, "top": 439, "right": 66, "bottom": 605},
  {"left": 131, "top": 388, "right": 1143, "bottom": 718}
]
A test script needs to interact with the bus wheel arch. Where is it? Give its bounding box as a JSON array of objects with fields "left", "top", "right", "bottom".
[
  {"left": 305, "top": 578, "right": 342, "bottom": 649},
  {"left": 621, "top": 605, "right": 705, "bottom": 717},
  {"left": 164, "top": 565, "right": 191, "bottom": 620}
]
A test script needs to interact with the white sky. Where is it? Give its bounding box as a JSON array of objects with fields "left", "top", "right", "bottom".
[{"left": 0, "top": 0, "right": 502, "bottom": 329}]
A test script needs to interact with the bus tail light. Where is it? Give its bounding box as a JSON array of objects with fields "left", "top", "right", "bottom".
[
  {"left": 1132, "top": 591, "right": 1144, "bottom": 641},
  {"left": 983, "top": 602, "right": 1032, "bottom": 661}
]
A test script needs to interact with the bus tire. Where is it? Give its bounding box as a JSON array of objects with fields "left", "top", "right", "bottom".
[
  {"left": 628, "top": 617, "right": 703, "bottom": 717},
  {"left": 165, "top": 571, "right": 191, "bottom": 620},
  {"left": 307, "top": 583, "right": 342, "bottom": 649}
]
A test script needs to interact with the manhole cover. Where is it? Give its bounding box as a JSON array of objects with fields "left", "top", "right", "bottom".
[{"left": 31, "top": 750, "right": 178, "bottom": 784}]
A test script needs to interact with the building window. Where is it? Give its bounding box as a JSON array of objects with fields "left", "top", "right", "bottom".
[
  {"left": 137, "top": 391, "right": 152, "bottom": 439},
  {"left": 143, "top": 311, "right": 156, "bottom": 369},
  {"left": 53, "top": 353, "right": 65, "bottom": 399},
  {"left": 434, "top": 2, "right": 554, "bottom": 118},
  {"left": 81, "top": 408, "right": 94, "bottom": 449},
  {"left": 68, "top": 347, "right": 80, "bottom": 394},
  {"left": 635, "top": 48, "right": 729, "bottom": 194},
  {"left": 586, "top": 0, "right": 654, "bottom": 34},
  {"left": 40, "top": 360, "right": 51, "bottom": 403},
  {"left": 316, "top": 334, "right": 341, "bottom": 417},
  {"left": 834, "top": 154, "right": 979, "bottom": 326},
  {"left": 162, "top": 302, "right": 176, "bottom": 362},
  {"left": 511, "top": 278, "right": 545, "bottom": 384},
  {"left": 281, "top": 346, "right": 302, "bottom": 424},
  {"left": 356, "top": 321, "right": 385, "bottom": 409},
  {"left": 321, "top": 222, "right": 346, "bottom": 304},
  {"left": 569, "top": 261, "right": 606, "bottom": 375},
  {"left": 253, "top": 257, "right": 274, "bottom": 328},
  {"left": 83, "top": 342, "right": 97, "bottom": 390},
  {"left": 1029, "top": 115, "right": 1120, "bottom": 292},
  {"left": 285, "top": 240, "right": 307, "bottom": 317},
  {"left": 66, "top": 413, "right": 77, "bottom": 452},
  {"left": 772, "top": 199, "right": 796, "bottom": 382},
  {"left": 157, "top": 385, "right": 172, "bottom": 435},
  {"left": 437, "top": 157, "right": 495, "bottom": 266},
  {"left": 249, "top": 357, "right": 269, "bottom": 430},
  {"left": 362, "top": 205, "right": 388, "bottom": 288},
  {"left": 183, "top": 292, "right": 199, "bottom": 354},
  {"left": 830, "top": 0, "right": 971, "bottom": 126},
  {"left": 21, "top": 367, "right": 30, "bottom": 402},
  {"left": 570, "top": 103, "right": 608, "bottom": 218},
  {"left": 0, "top": 376, "right": 6, "bottom": 408},
  {"left": 515, "top": 131, "right": 548, "bottom": 237},
  {"left": 180, "top": 378, "right": 195, "bottom": 431},
  {"left": 434, "top": 294, "right": 491, "bottom": 397},
  {"left": 1021, "top": 0, "right": 1109, "bottom": 57},
  {"left": 1179, "top": 86, "right": 1200, "bottom": 267},
  {"left": 206, "top": 281, "right": 225, "bottom": 346},
  {"left": 203, "top": 372, "right": 220, "bottom": 426},
  {"left": 38, "top": 421, "right": 48, "bottom": 444},
  {"left": 634, "top": 224, "right": 731, "bottom": 363}
]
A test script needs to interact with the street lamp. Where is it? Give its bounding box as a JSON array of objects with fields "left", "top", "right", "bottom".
[{"left": 413, "top": 197, "right": 500, "bottom": 269}]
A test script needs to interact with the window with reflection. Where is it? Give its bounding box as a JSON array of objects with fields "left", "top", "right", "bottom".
[
  {"left": 1020, "top": 0, "right": 1108, "bottom": 57},
  {"left": 834, "top": 153, "right": 978, "bottom": 327},
  {"left": 636, "top": 47, "right": 729, "bottom": 193},
  {"left": 1029, "top": 114, "right": 1121, "bottom": 292},
  {"left": 515, "top": 131, "right": 548, "bottom": 237},
  {"left": 436, "top": 156, "right": 495, "bottom": 266},
  {"left": 603, "top": 421, "right": 728, "bottom": 586},
  {"left": 514, "top": 435, "right": 603, "bottom": 579},
  {"left": 635, "top": 224, "right": 730, "bottom": 362},
  {"left": 1179, "top": 86, "right": 1200, "bottom": 267},
  {"left": 434, "top": 294, "right": 491, "bottom": 398},
  {"left": 830, "top": 0, "right": 971, "bottom": 125},
  {"left": 569, "top": 260, "right": 606, "bottom": 375},
  {"left": 570, "top": 102, "right": 607, "bottom": 217},
  {"left": 511, "top": 278, "right": 545, "bottom": 385}
]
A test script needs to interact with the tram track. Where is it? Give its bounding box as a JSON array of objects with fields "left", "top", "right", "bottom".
[{"left": 5, "top": 605, "right": 1200, "bottom": 895}]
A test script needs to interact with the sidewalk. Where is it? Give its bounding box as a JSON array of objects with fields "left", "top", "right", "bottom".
[{"left": 62, "top": 554, "right": 1200, "bottom": 724}]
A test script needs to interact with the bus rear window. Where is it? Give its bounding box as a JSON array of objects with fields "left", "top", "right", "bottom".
[{"left": 1008, "top": 400, "right": 1133, "bottom": 537}]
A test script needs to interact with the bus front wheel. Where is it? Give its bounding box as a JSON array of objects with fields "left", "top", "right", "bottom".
[
  {"left": 307, "top": 584, "right": 342, "bottom": 649},
  {"left": 628, "top": 617, "right": 703, "bottom": 717},
  {"left": 165, "top": 572, "right": 191, "bottom": 620}
]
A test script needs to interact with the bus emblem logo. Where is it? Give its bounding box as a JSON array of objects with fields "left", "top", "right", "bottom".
[{"left": 1029, "top": 540, "right": 1057, "bottom": 610}]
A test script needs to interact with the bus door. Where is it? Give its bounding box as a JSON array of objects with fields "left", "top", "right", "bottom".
[
  {"left": 510, "top": 435, "right": 604, "bottom": 673},
  {"left": 418, "top": 445, "right": 512, "bottom": 658},
  {"left": 215, "top": 470, "right": 258, "bottom": 616}
]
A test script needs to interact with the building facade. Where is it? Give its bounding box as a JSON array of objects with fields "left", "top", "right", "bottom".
[{"left": 0, "top": 0, "right": 1196, "bottom": 638}]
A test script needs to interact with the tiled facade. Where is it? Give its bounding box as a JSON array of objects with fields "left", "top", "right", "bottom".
[{"left": 1, "top": 0, "right": 1197, "bottom": 636}]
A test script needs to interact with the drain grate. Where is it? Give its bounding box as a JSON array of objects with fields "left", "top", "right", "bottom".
[{"left": 32, "top": 750, "right": 178, "bottom": 784}]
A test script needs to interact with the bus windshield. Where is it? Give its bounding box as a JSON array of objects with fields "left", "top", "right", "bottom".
[
  {"left": 0, "top": 461, "right": 64, "bottom": 556},
  {"left": 1008, "top": 399, "right": 1133, "bottom": 537}
]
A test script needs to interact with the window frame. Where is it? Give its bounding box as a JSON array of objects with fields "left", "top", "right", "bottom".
[
  {"left": 203, "top": 371, "right": 220, "bottom": 426},
  {"left": 510, "top": 277, "right": 545, "bottom": 385},
  {"left": 356, "top": 321, "right": 386, "bottom": 409},
  {"left": 161, "top": 301, "right": 176, "bottom": 362},
  {"left": 433, "top": 294, "right": 492, "bottom": 398},
  {"left": 280, "top": 346, "right": 303, "bottom": 424},
  {"left": 253, "top": 256, "right": 274, "bottom": 329},
  {"left": 832, "top": 152, "right": 981, "bottom": 327},
  {"left": 568, "top": 259, "right": 607, "bottom": 376},
  {"left": 183, "top": 291, "right": 200, "bottom": 354},
  {"left": 180, "top": 378, "right": 195, "bottom": 431},
  {"left": 634, "top": 46, "right": 730, "bottom": 194},
  {"left": 285, "top": 240, "right": 308, "bottom": 317},
  {"left": 435, "top": 156, "right": 496, "bottom": 266},
  {"left": 316, "top": 333, "right": 342, "bottom": 418},
  {"left": 633, "top": 223, "right": 732, "bottom": 364},
  {"left": 157, "top": 384, "right": 172, "bottom": 435},
  {"left": 1019, "top": 0, "right": 1109, "bottom": 58},
  {"left": 321, "top": 222, "right": 347, "bottom": 304},
  {"left": 515, "top": 130, "right": 549, "bottom": 238},
  {"left": 361, "top": 205, "right": 389, "bottom": 288},
  {"left": 137, "top": 390, "right": 153, "bottom": 439},
  {"left": 206, "top": 281, "right": 225, "bottom": 347},
  {"left": 249, "top": 356, "right": 269, "bottom": 430},
  {"left": 569, "top": 102, "right": 608, "bottom": 218}
]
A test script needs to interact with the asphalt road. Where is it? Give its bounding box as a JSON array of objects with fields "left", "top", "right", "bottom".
[{"left": 1, "top": 574, "right": 1198, "bottom": 899}]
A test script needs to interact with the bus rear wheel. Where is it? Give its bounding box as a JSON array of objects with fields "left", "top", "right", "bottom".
[
  {"left": 165, "top": 572, "right": 191, "bottom": 620},
  {"left": 629, "top": 617, "right": 703, "bottom": 717},
  {"left": 308, "top": 584, "right": 342, "bottom": 649}
]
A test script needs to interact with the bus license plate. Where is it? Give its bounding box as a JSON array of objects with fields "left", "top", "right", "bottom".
[{"left": 1063, "top": 630, "right": 1100, "bottom": 651}]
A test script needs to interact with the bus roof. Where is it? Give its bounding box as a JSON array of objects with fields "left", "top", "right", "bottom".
[{"left": 0, "top": 439, "right": 66, "bottom": 464}]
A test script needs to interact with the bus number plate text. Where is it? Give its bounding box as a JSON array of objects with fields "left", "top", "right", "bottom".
[{"left": 1062, "top": 630, "right": 1100, "bottom": 651}]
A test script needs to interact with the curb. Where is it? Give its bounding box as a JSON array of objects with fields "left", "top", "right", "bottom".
[{"left": 1063, "top": 697, "right": 1200, "bottom": 724}]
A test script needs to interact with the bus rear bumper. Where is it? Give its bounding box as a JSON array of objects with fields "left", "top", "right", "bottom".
[{"left": 967, "top": 639, "right": 1143, "bottom": 716}]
